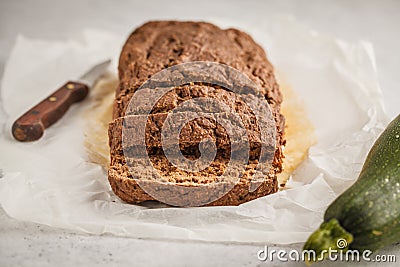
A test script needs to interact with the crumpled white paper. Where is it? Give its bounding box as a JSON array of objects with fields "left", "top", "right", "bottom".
[{"left": 0, "top": 17, "right": 388, "bottom": 244}]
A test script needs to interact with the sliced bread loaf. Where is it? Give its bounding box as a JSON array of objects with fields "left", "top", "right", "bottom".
[{"left": 108, "top": 21, "right": 285, "bottom": 206}]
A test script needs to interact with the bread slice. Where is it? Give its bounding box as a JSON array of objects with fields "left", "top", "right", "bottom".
[
  {"left": 108, "top": 21, "right": 285, "bottom": 206},
  {"left": 108, "top": 155, "right": 277, "bottom": 206},
  {"left": 109, "top": 111, "right": 276, "bottom": 160},
  {"left": 113, "top": 83, "right": 264, "bottom": 120}
]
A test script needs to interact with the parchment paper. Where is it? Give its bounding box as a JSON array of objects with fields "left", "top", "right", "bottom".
[{"left": 0, "top": 17, "right": 388, "bottom": 244}]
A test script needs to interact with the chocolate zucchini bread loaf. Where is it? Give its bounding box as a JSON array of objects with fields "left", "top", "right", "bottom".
[{"left": 108, "top": 21, "right": 285, "bottom": 206}]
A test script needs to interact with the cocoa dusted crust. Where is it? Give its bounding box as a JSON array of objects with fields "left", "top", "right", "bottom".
[{"left": 108, "top": 21, "right": 285, "bottom": 206}]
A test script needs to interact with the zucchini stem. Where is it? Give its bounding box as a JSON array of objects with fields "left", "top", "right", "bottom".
[{"left": 303, "top": 218, "right": 353, "bottom": 264}]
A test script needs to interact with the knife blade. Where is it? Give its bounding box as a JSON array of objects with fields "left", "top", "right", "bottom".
[{"left": 12, "top": 59, "right": 111, "bottom": 142}]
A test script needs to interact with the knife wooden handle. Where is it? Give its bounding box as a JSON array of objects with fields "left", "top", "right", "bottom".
[{"left": 12, "top": 81, "right": 89, "bottom": 142}]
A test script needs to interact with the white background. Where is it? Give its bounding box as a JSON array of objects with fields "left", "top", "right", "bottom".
[{"left": 0, "top": 0, "right": 399, "bottom": 266}]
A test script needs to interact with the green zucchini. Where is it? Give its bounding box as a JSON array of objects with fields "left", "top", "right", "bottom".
[{"left": 303, "top": 114, "right": 400, "bottom": 261}]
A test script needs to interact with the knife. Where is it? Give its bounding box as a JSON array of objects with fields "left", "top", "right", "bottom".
[{"left": 12, "top": 59, "right": 111, "bottom": 142}]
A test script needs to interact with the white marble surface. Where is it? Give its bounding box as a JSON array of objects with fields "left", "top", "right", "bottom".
[{"left": 0, "top": 0, "right": 399, "bottom": 266}]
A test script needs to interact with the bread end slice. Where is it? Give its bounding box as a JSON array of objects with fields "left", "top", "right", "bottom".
[{"left": 108, "top": 162, "right": 278, "bottom": 207}]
